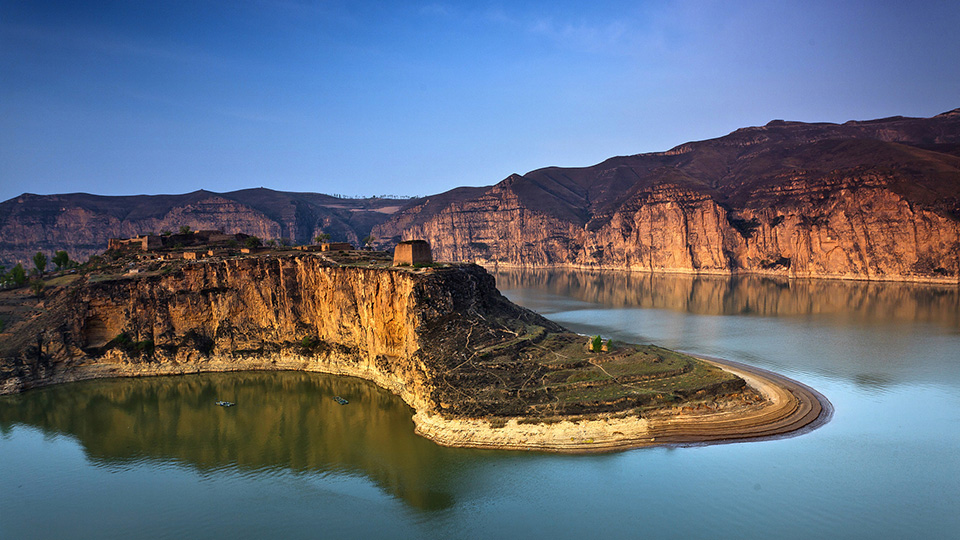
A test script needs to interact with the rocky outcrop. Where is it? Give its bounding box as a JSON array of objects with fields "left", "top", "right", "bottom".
[
  {"left": 0, "top": 188, "right": 413, "bottom": 267},
  {"left": 0, "top": 253, "right": 832, "bottom": 451},
  {"left": 0, "top": 256, "right": 554, "bottom": 413},
  {"left": 374, "top": 110, "right": 960, "bottom": 284}
]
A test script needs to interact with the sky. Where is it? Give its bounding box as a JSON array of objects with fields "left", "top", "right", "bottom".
[{"left": 1, "top": 0, "right": 959, "bottom": 203}]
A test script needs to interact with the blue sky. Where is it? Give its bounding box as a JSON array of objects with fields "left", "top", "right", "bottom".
[{"left": 2, "top": 0, "right": 958, "bottom": 202}]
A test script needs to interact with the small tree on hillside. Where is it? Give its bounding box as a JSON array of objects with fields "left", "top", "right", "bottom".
[
  {"left": 591, "top": 335, "right": 603, "bottom": 353},
  {"left": 29, "top": 279, "right": 45, "bottom": 298},
  {"left": 33, "top": 252, "right": 47, "bottom": 276},
  {"left": 179, "top": 225, "right": 193, "bottom": 235},
  {"left": 52, "top": 250, "right": 70, "bottom": 271},
  {"left": 10, "top": 263, "right": 26, "bottom": 286},
  {"left": 362, "top": 235, "right": 376, "bottom": 248},
  {"left": 245, "top": 236, "right": 262, "bottom": 249},
  {"left": 314, "top": 233, "right": 330, "bottom": 244}
]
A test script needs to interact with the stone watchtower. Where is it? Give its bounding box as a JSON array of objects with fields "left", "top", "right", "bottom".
[{"left": 393, "top": 240, "right": 432, "bottom": 266}]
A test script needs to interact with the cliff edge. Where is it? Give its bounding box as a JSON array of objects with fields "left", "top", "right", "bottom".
[{"left": 0, "top": 251, "right": 825, "bottom": 451}]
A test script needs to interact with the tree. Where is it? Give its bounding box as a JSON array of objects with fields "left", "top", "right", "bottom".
[
  {"left": 591, "top": 335, "right": 603, "bottom": 353},
  {"left": 179, "top": 225, "right": 193, "bottom": 235},
  {"left": 362, "top": 235, "right": 376, "bottom": 248},
  {"left": 52, "top": 250, "right": 70, "bottom": 270},
  {"left": 29, "top": 279, "right": 44, "bottom": 298},
  {"left": 245, "top": 236, "right": 262, "bottom": 249},
  {"left": 33, "top": 252, "right": 47, "bottom": 276},
  {"left": 314, "top": 233, "right": 330, "bottom": 244},
  {"left": 11, "top": 263, "right": 27, "bottom": 285}
]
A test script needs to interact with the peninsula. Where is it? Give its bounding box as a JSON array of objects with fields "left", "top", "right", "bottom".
[{"left": 0, "top": 240, "right": 827, "bottom": 452}]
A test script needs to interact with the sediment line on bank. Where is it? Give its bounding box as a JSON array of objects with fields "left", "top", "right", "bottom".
[
  {"left": 413, "top": 358, "right": 831, "bottom": 453},
  {"left": 2, "top": 351, "right": 829, "bottom": 453}
]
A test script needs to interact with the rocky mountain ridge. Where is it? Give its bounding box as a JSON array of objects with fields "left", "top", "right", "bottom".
[
  {"left": 372, "top": 109, "right": 960, "bottom": 283},
  {"left": 4, "top": 109, "right": 959, "bottom": 283},
  {"left": 0, "top": 188, "right": 415, "bottom": 267}
]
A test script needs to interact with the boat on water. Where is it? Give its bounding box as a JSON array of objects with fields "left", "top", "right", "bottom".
[
  {"left": 216, "top": 401, "right": 235, "bottom": 407},
  {"left": 333, "top": 396, "right": 349, "bottom": 405}
]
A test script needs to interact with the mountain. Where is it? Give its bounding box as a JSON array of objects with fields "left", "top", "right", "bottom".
[
  {"left": 0, "top": 188, "right": 415, "bottom": 266},
  {"left": 373, "top": 109, "right": 960, "bottom": 283}
]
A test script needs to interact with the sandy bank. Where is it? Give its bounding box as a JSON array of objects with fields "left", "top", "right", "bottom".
[{"left": 413, "top": 357, "right": 831, "bottom": 453}]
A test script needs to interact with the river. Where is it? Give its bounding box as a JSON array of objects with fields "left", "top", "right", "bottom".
[{"left": 2, "top": 269, "right": 958, "bottom": 539}]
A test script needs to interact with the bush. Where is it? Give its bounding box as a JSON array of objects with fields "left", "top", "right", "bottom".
[{"left": 591, "top": 335, "right": 603, "bottom": 353}]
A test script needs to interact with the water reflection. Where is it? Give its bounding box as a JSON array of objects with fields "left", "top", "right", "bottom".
[
  {"left": 0, "top": 372, "right": 469, "bottom": 511},
  {"left": 493, "top": 268, "right": 960, "bottom": 329},
  {"left": 494, "top": 268, "right": 960, "bottom": 389}
]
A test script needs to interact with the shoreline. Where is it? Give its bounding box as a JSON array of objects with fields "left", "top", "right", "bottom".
[
  {"left": 413, "top": 357, "right": 831, "bottom": 453},
  {"left": 2, "top": 353, "right": 831, "bottom": 454},
  {"left": 480, "top": 261, "right": 960, "bottom": 286}
]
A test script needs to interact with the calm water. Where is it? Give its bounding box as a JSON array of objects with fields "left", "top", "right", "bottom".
[{"left": 2, "top": 270, "right": 959, "bottom": 539}]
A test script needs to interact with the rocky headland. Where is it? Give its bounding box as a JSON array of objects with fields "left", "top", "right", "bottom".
[{"left": 0, "top": 250, "right": 826, "bottom": 451}]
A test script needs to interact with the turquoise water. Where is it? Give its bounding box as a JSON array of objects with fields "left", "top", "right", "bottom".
[{"left": 2, "top": 270, "right": 959, "bottom": 539}]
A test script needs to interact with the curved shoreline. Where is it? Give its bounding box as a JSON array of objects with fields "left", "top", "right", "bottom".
[
  {"left": 413, "top": 357, "right": 831, "bottom": 453},
  {"left": 2, "top": 352, "right": 831, "bottom": 454}
]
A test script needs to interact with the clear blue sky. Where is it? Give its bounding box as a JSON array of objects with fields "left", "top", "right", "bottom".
[{"left": 2, "top": 0, "right": 958, "bottom": 202}]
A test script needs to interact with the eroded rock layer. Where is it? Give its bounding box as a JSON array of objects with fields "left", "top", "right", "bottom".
[
  {"left": 374, "top": 110, "right": 960, "bottom": 283},
  {"left": 0, "top": 256, "right": 559, "bottom": 413}
]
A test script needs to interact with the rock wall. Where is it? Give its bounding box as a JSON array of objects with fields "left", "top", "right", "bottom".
[
  {"left": 2, "top": 256, "right": 546, "bottom": 412},
  {"left": 374, "top": 110, "right": 960, "bottom": 284},
  {"left": 375, "top": 173, "right": 960, "bottom": 284}
]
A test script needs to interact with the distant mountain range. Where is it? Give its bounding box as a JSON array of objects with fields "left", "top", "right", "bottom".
[
  {"left": 3, "top": 109, "right": 959, "bottom": 283},
  {"left": 373, "top": 108, "right": 960, "bottom": 283},
  {"left": 0, "top": 189, "right": 413, "bottom": 266}
]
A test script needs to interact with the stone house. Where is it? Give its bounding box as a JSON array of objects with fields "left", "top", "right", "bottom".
[{"left": 393, "top": 240, "right": 432, "bottom": 266}]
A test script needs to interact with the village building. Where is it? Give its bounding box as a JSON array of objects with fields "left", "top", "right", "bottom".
[
  {"left": 321, "top": 242, "right": 354, "bottom": 252},
  {"left": 393, "top": 240, "right": 432, "bottom": 266},
  {"left": 106, "top": 229, "right": 251, "bottom": 254}
]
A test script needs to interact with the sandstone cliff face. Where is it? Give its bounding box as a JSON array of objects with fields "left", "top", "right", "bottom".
[
  {"left": 1, "top": 256, "right": 557, "bottom": 413},
  {"left": 375, "top": 110, "right": 960, "bottom": 284}
]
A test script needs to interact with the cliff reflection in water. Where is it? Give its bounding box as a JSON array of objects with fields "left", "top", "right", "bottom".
[
  {"left": 0, "top": 372, "right": 467, "bottom": 511},
  {"left": 493, "top": 268, "right": 960, "bottom": 328}
]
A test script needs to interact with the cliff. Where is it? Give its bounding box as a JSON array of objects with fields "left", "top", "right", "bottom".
[
  {"left": 0, "top": 188, "right": 413, "bottom": 267},
  {"left": 374, "top": 109, "right": 960, "bottom": 284},
  {"left": 1, "top": 252, "right": 830, "bottom": 450}
]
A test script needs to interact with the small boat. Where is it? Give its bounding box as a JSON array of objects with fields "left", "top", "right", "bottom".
[
  {"left": 216, "top": 401, "right": 235, "bottom": 407},
  {"left": 333, "top": 396, "right": 349, "bottom": 405}
]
